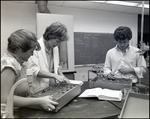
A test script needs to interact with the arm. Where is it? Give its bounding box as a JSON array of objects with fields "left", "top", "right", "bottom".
[
  {"left": 103, "top": 51, "right": 113, "bottom": 78},
  {"left": 1, "top": 68, "right": 16, "bottom": 103},
  {"left": 1, "top": 68, "right": 58, "bottom": 111},
  {"left": 118, "top": 54, "right": 146, "bottom": 78},
  {"left": 14, "top": 95, "right": 58, "bottom": 111},
  {"left": 133, "top": 55, "right": 147, "bottom": 78},
  {"left": 53, "top": 46, "right": 69, "bottom": 82},
  {"left": 118, "top": 67, "right": 136, "bottom": 75},
  {"left": 103, "top": 51, "right": 118, "bottom": 79},
  {"left": 37, "top": 69, "right": 68, "bottom": 82},
  {"left": 57, "top": 67, "right": 70, "bottom": 83},
  {"left": 28, "top": 51, "right": 69, "bottom": 83}
]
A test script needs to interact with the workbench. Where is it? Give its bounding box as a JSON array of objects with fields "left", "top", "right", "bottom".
[{"left": 14, "top": 81, "right": 124, "bottom": 118}]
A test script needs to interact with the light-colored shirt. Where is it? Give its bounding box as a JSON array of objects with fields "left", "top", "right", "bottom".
[
  {"left": 28, "top": 37, "right": 54, "bottom": 77},
  {"left": 103, "top": 45, "right": 147, "bottom": 83},
  {"left": 1, "top": 52, "right": 29, "bottom": 97},
  {"left": 27, "top": 37, "right": 55, "bottom": 90}
]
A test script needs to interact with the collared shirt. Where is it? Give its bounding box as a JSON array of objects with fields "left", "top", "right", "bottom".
[{"left": 103, "top": 45, "right": 146, "bottom": 83}]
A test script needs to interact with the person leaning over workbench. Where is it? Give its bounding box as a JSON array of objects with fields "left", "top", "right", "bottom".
[
  {"left": 27, "top": 22, "right": 70, "bottom": 92},
  {"left": 103, "top": 26, "right": 147, "bottom": 86},
  {"left": 1, "top": 29, "right": 58, "bottom": 113}
]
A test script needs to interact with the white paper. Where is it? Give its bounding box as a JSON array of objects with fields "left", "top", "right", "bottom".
[{"left": 69, "top": 80, "right": 83, "bottom": 85}]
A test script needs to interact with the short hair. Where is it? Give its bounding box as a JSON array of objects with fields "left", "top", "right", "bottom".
[
  {"left": 7, "top": 29, "right": 41, "bottom": 53},
  {"left": 43, "top": 22, "right": 68, "bottom": 42},
  {"left": 114, "top": 26, "right": 132, "bottom": 41}
]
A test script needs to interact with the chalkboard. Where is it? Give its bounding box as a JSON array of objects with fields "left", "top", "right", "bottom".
[{"left": 74, "top": 32, "right": 116, "bottom": 65}]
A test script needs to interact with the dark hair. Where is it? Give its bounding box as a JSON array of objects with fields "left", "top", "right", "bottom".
[
  {"left": 114, "top": 26, "right": 132, "bottom": 41},
  {"left": 43, "top": 22, "right": 68, "bottom": 42},
  {"left": 7, "top": 29, "right": 41, "bottom": 53}
]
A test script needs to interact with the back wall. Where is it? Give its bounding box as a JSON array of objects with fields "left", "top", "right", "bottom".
[{"left": 1, "top": 1, "right": 138, "bottom": 81}]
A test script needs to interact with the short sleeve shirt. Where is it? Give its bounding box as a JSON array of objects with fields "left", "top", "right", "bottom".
[{"left": 1, "top": 53, "right": 30, "bottom": 97}]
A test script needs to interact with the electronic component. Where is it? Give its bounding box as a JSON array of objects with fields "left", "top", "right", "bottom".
[
  {"left": 92, "top": 63, "right": 104, "bottom": 73},
  {"left": 89, "top": 76, "right": 132, "bottom": 90},
  {"left": 29, "top": 83, "right": 81, "bottom": 112}
]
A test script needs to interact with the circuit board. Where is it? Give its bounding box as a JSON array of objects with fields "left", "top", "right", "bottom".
[
  {"left": 29, "top": 83, "right": 81, "bottom": 112},
  {"left": 89, "top": 76, "right": 132, "bottom": 90}
]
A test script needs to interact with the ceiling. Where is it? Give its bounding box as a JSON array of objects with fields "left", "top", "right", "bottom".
[{"left": 21, "top": 1, "right": 149, "bottom": 15}]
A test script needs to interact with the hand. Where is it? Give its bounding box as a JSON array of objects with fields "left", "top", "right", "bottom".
[
  {"left": 54, "top": 75, "right": 70, "bottom": 83},
  {"left": 118, "top": 67, "right": 134, "bottom": 74},
  {"left": 38, "top": 95, "right": 58, "bottom": 111},
  {"left": 107, "top": 72, "right": 115, "bottom": 80},
  {"left": 62, "top": 77, "right": 70, "bottom": 83}
]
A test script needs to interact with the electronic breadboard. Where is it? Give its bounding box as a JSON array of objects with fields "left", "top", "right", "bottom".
[
  {"left": 29, "top": 83, "right": 81, "bottom": 112},
  {"left": 89, "top": 76, "right": 132, "bottom": 90}
]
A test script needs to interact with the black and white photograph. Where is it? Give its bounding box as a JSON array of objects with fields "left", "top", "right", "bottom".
[{"left": 1, "top": 1, "right": 149, "bottom": 118}]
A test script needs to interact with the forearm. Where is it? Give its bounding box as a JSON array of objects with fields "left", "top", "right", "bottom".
[
  {"left": 128, "top": 68, "right": 136, "bottom": 75},
  {"left": 37, "top": 70, "right": 69, "bottom": 83},
  {"left": 134, "top": 55, "right": 147, "bottom": 77},
  {"left": 37, "top": 70, "right": 57, "bottom": 79},
  {"left": 14, "top": 95, "right": 40, "bottom": 107},
  {"left": 14, "top": 95, "right": 58, "bottom": 111},
  {"left": 134, "top": 67, "right": 147, "bottom": 78},
  {"left": 104, "top": 52, "right": 112, "bottom": 75}
]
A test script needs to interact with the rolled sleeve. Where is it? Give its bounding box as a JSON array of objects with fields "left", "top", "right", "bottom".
[
  {"left": 104, "top": 51, "right": 112, "bottom": 76},
  {"left": 134, "top": 67, "right": 146, "bottom": 78},
  {"left": 134, "top": 54, "right": 147, "bottom": 78}
]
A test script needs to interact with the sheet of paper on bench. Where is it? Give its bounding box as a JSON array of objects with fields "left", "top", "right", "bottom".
[
  {"left": 69, "top": 80, "right": 83, "bottom": 85},
  {"left": 79, "top": 88, "right": 122, "bottom": 101}
]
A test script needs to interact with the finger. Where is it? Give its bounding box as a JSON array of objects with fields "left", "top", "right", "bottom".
[
  {"left": 63, "top": 79, "right": 68, "bottom": 83},
  {"left": 64, "top": 78, "right": 70, "bottom": 83},
  {"left": 110, "top": 74, "right": 115, "bottom": 79},
  {"left": 60, "top": 77, "right": 66, "bottom": 82},
  {"left": 48, "top": 98, "right": 58, "bottom": 105},
  {"left": 56, "top": 78, "right": 63, "bottom": 82},
  {"left": 47, "top": 108, "right": 51, "bottom": 111},
  {"left": 51, "top": 101, "right": 58, "bottom": 105},
  {"left": 60, "top": 78, "right": 68, "bottom": 84},
  {"left": 120, "top": 69, "right": 124, "bottom": 74},
  {"left": 49, "top": 95, "right": 53, "bottom": 100},
  {"left": 111, "top": 76, "right": 115, "bottom": 80},
  {"left": 48, "top": 104, "right": 56, "bottom": 110},
  {"left": 62, "top": 77, "right": 67, "bottom": 81},
  {"left": 118, "top": 69, "right": 123, "bottom": 73},
  {"left": 65, "top": 80, "right": 70, "bottom": 84},
  {"left": 107, "top": 75, "right": 114, "bottom": 80},
  {"left": 107, "top": 75, "right": 111, "bottom": 79}
]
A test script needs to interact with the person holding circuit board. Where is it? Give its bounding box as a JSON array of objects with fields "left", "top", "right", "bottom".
[{"left": 1, "top": 29, "right": 58, "bottom": 116}]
